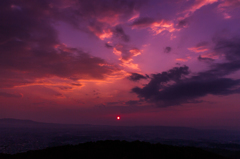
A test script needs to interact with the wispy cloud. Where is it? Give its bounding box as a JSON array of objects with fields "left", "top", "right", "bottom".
[
  {"left": 188, "top": 42, "right": 209, "bottom": 53},
  {"left": 217, "top": 0, "right": 240, "bottom": 18},
  {"left": 180, "top": 0, "right": 218, "bottom": 19},
  {"left": 112, "top": 44, "right": 141, "bottom": 70},
  {"left": 131, "top": 17, "right": 176, "bottom": 35},
  {"left": 0, "top": 92, "right": 23, "bottom": 98}
]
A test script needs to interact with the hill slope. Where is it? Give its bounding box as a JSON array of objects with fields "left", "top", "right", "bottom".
[{"left": 0, "top": 140, "right": 227, "bottom": 159}]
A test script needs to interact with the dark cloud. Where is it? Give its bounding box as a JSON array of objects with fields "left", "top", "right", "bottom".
[
  {"left": 105, "top": 43, "right": 113, "bottom": 48},
  {"left": 58, "top": 86, "right": 73, "bottom": 90},
  {"left": 196, "top": 41, "right": 209, "bottom": 48},
  {"left": 113, "top": 25, "right": 130, "bottom": 42},
  {"left": 131, "top": 17, "right": 155, "bottom": 28},
  {"left": 71, "top": 83, "right": 82, "bottom": 86},
  {"left": 0, "top": 0, "right": 144, "bottom": 89},
  {"left": 61, "top": 0, "right": 144, "bottom": 22},
  {"left": 199, "top": 37, "right": 240, "bottom": 77},
  {"left": 198, "top": 55, "right": 214, "bottom": 62},
  {"left": 176, "top": 18, "right": 189, "bottom": 28},
  {"left": 132, "top": 66, "right": 190, "bottom": 100},
  {"left": 0, "top": 92, "right": 22, "bottom": 98},
  {"left": 0, "top": 0, "right": 121, "bottom": 88},
  {"left": 132, "top": 37, "right": 240, "bottom": 107},
  {"left": 214, "top": 37, "right": 240, "bottom": 61},
  {"left": 132, "top": 66, "right": 240, "bottom": 106},
  {"left": 135, "top": 77, "right": 240, "bottom": 106},
  {"left": 164, "top": 47, "right": 172, "bottom": 53},
  {"left": 56, "top": 0, "right": 145, "bottom": 39},
  {"left": 128, "top": 73, "right": 148, "bottom": 81},
  {"left": 125, "top": 100, "right": 141, "bottom": 105},
  {"left": 55, "top": 93, "right": 65, "bottom": 98}
]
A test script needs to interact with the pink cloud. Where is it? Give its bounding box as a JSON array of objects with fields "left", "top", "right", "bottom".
[
  {"left": 131, "top": 17, "right": 176, "bottom": 35},
  {"left": 112, "top": 45, "right": 141, "bottom": 70},
  {"left": 180, "top": 0, "right": 218, "bottom": 19},
  {"left": 200, "top": 51, "right": 220, "bottom": 59},
  {"left": 128, "top": 11, "right": 140, "bottom": 22},
  {"left": 88, "top": 26, "right": 113, "bottom": 40},
  {"left": 176, "top": 57, "right": 192, "bottom": 62},
  {"left": 217, "top": 0, "right": 240, "bottom": 19},
  {"left": 218, "top": 0, "right": 240, "bottom": 9},
  {"left": 188, "top": 42, "right": 209, "bottom": 53}
]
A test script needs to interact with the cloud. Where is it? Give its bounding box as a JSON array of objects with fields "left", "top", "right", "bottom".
[
  {"left": 131, "top": 17, "right": 156, "bottom": 28},
  {"left": 188, "top": 41, "right": 209, "bottom": 53},
  {"left": 132, "top": 36, "right": 240, "bottom": 107},
  {"left": 214, "top": 37, "right": 240, "bottom": 61},
  {"left": 175, "top": 57, "right": 191, "bottom": 62},
  {"left": 0, "top": 0, "right": 123, "bottom": 88},
  {"left": 128, "top": 11, "right": 140, "bottom": 22},
  {"left": 2, "top": 0, "right": 144, "bottom": 43},
  {"left": 125, "top": 100, "right": 142, "bottom": 105},
  {"left": 0, "top": 92, "right": 23, "bottom": 98},
  {"left": 113, "top": 25, "right": 130, "bottom": 42},
  {"left": 112, "top": 44, "right": 141, "bottom": 69},
  {"left": 56, "top": 0, "right": 145, "bottom": 40},
  {"left": 105, "top": 43, "right": 113, "bottom": 48},
  {"left": 198, "top": 52, "right": 220, "bottom": 61},
  {"left": 132, "top": 66, "right": 190, "bottom": 100},
  {"left": 88, "top": 24, "right": 113, "bottom": 40},
  {"left": 131, "top": 17, "right": 175, "bottom": 35},
  {"left": 198, "top": 55, "right": 215, "bottom": 62},
  {"left": 132, "top": 66, "right": 240, "bottom": 107},
  {"left": 218, "top": 0, "right": 240, "bottom": 18},
  {"left": 55, "top": 93, "right": 65, "bottom": 98},
  {"left": 128, "top": 73, "right": 148, "bottom": 81},
  {"left": 71, "top": 83, "right": 82, "bottom": 86},
  {"left": 105, "top": 100, "right": 142, "bottom": 106},
  {"left": 58, "top": 86, "right": 73, "bottom": 90},
  {"left": 176, "top": 18, "right": 189, "bottom": 28},
  {"left": 164, "top": 47, "right": 172, "bottom": 53},
  {"left": 203, "top": 36, "right": 240, "bottom": 77},
  {"left": 180, "top": 0, "right": 218, "bottom": 19},
  {"left": 218, "top": 0, "right": 240, "bottom": 9}
]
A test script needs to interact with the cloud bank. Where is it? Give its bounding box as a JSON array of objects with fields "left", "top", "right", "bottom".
[
  {"left": 132, "top": 36, "right": 240, "bottom": 106},
  {"left": 0, "top": 0, "right": 137, "bottom": 88}
]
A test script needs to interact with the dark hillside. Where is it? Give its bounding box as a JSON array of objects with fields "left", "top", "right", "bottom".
[{"left": 1, "top": 140, "right": 227, "bottom": 159}]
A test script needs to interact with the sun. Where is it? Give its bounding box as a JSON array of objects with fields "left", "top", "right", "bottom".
[{"left": 117, "top": 116, "right": 120, "bottom": 120}]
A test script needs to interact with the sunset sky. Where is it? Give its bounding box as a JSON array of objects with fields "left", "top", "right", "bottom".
[{"left": 1, "top": 0, "right": 240, "bottom": 129}]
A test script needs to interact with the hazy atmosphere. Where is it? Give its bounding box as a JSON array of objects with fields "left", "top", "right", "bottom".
[{"left": 1, "top": 0, "right": 240, "bottom": 129}]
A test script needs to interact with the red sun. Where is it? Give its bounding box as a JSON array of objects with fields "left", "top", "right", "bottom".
[{"left": 116, "top": 116, "right": 120, "bottom": 120}]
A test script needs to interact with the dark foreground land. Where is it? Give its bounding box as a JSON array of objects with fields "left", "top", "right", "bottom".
[{"left": 0, "top": 140, "right": 227, "bottom": 159}]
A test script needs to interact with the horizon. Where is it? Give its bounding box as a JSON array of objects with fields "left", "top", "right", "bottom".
[
  {"left": 1, "top": 118, "right": 240, "bottom": 131},
  {"left": 1, "top": 0, "right": 240, "bottom": 129}
]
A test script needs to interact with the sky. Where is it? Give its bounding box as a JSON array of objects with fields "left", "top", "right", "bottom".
[{"left": 1, "top": 0, "right": 240, "bottom": 129}]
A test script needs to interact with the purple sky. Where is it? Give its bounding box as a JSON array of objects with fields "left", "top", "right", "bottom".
[{"left": 1, "top": 0, "right": 240, "bottom": 129}]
